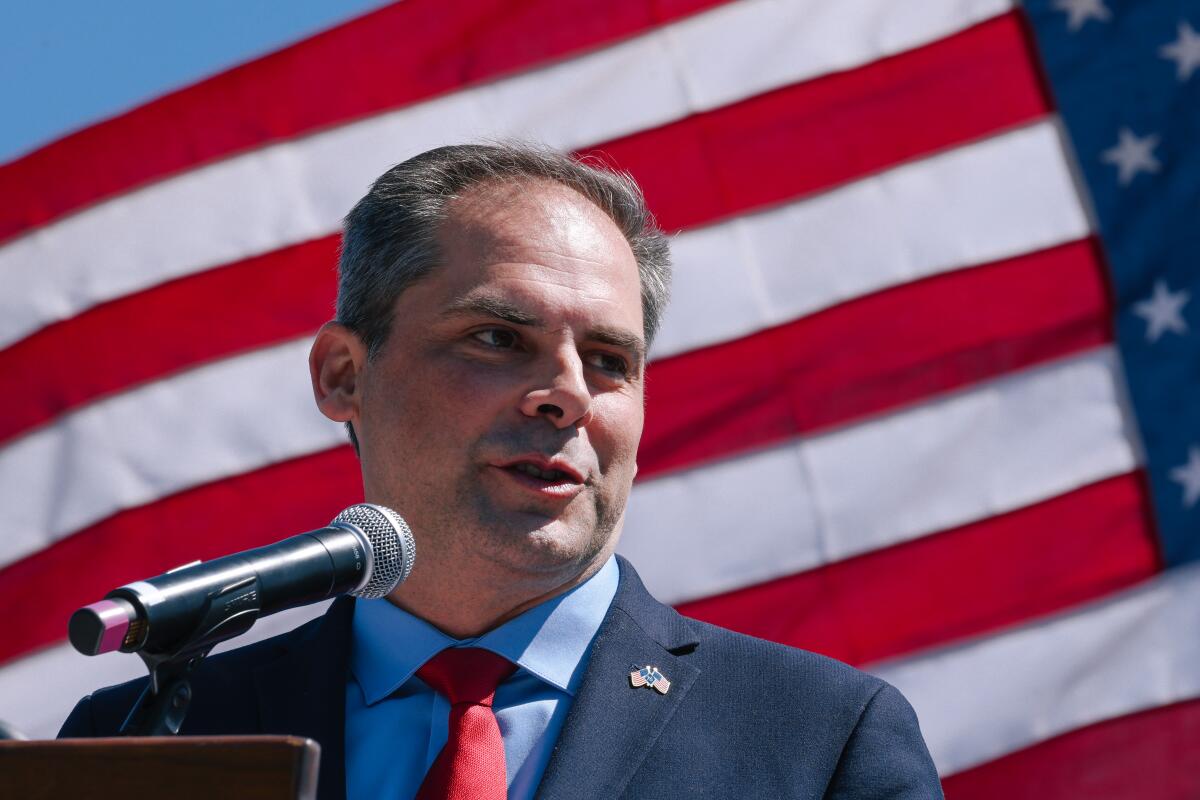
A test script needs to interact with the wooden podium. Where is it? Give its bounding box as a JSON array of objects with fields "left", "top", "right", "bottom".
[{"left": 0, "top": 736, "right": 320, "bottom": 799}]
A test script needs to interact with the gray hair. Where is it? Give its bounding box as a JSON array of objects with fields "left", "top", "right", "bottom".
[{"left": 336, "top": 142, "right": 672, "bottom": 358}]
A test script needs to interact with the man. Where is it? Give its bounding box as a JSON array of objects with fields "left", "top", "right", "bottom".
[{"left": 60, "top": 144, "right": 943, "bottom": 798}]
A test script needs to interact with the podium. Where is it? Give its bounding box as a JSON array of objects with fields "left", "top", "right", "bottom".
[{"left": 0, "top": 736, "right": 320, "bottom": 799}]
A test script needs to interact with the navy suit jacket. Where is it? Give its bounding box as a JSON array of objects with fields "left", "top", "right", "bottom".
[{"left": 60, "top": 557, "right": 943, "bottom": 798}]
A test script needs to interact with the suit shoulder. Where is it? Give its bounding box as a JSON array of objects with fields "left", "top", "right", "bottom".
[
  {"left": 59, "top": 610, "right": 327, "bottom": 738},
  {"left": 645, "top": 614, "right": 939, "bottom": 794},
  {"left": 682, "top": 614, "right": 889, "bottom": 708}
]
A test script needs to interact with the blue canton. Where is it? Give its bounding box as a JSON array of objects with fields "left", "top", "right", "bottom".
[{"left": 1027, "top": 0, "right": 1200, "bottom": 563}]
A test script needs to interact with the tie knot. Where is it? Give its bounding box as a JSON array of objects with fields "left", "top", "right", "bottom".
[{"left": 417, "top": 648, "right": 516, "bottom": 707}]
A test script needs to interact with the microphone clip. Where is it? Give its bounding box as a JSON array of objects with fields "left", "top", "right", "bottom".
[
  {"left": 118, "top": 650, "right": 206, "bottom": 737},
  {"left": 117, "top": 572, "right": 265, "bottom": 736}
]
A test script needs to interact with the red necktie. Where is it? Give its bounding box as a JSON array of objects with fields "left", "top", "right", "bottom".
[{"left": 415, "top": 648, "right": 517, "bottom": 800}]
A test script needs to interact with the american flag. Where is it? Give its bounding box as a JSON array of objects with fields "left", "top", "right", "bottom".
[
  {"left": 2, "top": 1, "right": 1197, "bottom": 794},
  {"left": 630, "top": 666, "right": 671, "bottom": 695}
]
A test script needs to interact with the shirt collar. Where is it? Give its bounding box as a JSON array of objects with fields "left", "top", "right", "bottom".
[{"left": 351, "top": 556, "right": 618, "bottom": 706}]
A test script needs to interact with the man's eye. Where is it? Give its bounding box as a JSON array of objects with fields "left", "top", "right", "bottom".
[
  {"left": 472, "top": 329, "right": 519, "bottom": 349},
  {"left": 589, "top": 352, "right": 630, "bottom": 376}
]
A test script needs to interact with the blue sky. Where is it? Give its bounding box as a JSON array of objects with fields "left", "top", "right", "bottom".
[{"left": 1, "top": 0, "right": 395, "bottom": 163}]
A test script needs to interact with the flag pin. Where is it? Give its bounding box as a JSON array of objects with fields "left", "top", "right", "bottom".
[{"left": 629, "top": 665, "right": 671, "bottom": 695}]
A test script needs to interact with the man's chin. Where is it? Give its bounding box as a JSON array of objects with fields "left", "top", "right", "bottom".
[{"left": 478, "top": 514, "right": 608, "bottom": 573}]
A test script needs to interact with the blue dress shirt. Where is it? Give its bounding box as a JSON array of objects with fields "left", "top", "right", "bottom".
[{"left": 345, "top": 556, "right": 619, "bottom": 800}]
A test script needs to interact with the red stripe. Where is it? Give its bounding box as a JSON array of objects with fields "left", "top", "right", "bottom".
[
  {"left": 586, "top": 12, "right": 1050, "bottom": 231},
  {"left": 640, "top": 238, "right": 1112, "bottom": 479},
  {"left": 0, "top": 233, "right": 1107, "bottom": 470},
  {"left": 0, "top": 236, "right": 339, "bottom": 443},
  {"left": 942, "top": 698, "right": 1200, "bottom": 799},
  {"left": 0, "top": 447, "right": 361, "bottom": 667},
  {"left": 677, "top": 472, "right": 1160, "bottom": 666},
  {"left": 0, "top": 233, "right": 1106, "bottom": 470},
  {"left": 0, "top": 461, "right": 1156, "bottom": 673},
  {"left": 0, "top": 0, "right": 728, "bottom": 243},
  {"left": 0, "top": 14, "right": 1051, "bottom": 445}
]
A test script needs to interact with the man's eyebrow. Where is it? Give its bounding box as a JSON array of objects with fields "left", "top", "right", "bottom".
[
  {"left": 441, "top": 294, "right": 646, "bottom": 363},
  {"left": 440, "top": 295, "right": 541, "bottom": 326},
  {"left": 590, "top": 326, "right": 647, "bottom": 364}
]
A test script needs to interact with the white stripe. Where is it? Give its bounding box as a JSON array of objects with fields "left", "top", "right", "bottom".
[
  {"left": 0, "top": 0, "right": 1012, "bottom": 350},
  {"left": 871, "top": 561, "right": 1200, "bottom": 776},
  {"left": 0, "top": 335, "right": 1133, "bottom": 587},
  {"left": 652, "top": 120, "right": 1090, "bottom": 358},
  {"left": 17, "top": 553, "right": 1198, "bottom": 772},
  {"left": 0, "top": 601, "right": 330, "bottom": 740},
  {"left": 0, "top": 338, "right": 345, "bottom": 570},
  {"left": 619, "top": 348, "right": 1139, "bottom": 604}
]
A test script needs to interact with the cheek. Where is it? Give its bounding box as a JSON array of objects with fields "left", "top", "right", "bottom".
[
  {"left": 419, "top": 351, "right": 529, "bottom": 403},
  {"left": 376, "top": 354, "right": 511, "bottom": 417},
  {"left": 369, "top": 357, "right": 523, "bottom": 463},
  {"left": 591, "top": 398, "right": 644, "bottom": 473}
]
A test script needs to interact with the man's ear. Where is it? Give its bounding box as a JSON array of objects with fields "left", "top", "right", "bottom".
[{"left": 309, "top": 322, "right": 367, "bottom": 424}]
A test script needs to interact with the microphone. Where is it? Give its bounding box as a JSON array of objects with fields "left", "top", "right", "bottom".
[{"left": 68, "top": 504, "right": 415, "bottom": 658}]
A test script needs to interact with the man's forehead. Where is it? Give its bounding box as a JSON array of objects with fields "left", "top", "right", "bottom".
[
  {"left": 422, "top": 178, "right": 643, "bottom": 327},
  {"left": 445, "top": 176, "right": 590, "bottom": 220},
  {"left": 440, "top": 178, "right": 626, "bottom": 255}
]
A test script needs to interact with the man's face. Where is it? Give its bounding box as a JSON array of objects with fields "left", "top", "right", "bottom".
[{"left": 354, "top": 180, "right": 645, "bottom": 585}]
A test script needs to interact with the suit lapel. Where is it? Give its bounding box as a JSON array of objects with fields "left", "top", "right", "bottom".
[
  {"left": 254, "top": 596, "right": 355, "bottom": 800},
  {"left": 535, "top": 558, "right": 700, "bottom": 800}
]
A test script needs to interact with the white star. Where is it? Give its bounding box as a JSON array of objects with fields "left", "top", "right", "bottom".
[
  {"left": 1169, "top": 446, "right": 1200, "bottom": 509},
  {"left": 1133, "top": 279, "right": 1190, "bottom": 342},
  {"left": 1053, "top": 0, "right": 1112, "bottom": 31},
  {"left": 1160, "top": 21, "right": 1200, "bottom": 81},
  {"left": 1101, "top": 127, "right": 1162, "bottom": 185}
]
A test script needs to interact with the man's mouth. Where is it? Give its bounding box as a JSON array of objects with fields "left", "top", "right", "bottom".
[
  {"left": 510, "top": 462, "right": 575, "bottom": 483},
  {"left": 492, "top": 457, "right": 586, "bottom": 497}
]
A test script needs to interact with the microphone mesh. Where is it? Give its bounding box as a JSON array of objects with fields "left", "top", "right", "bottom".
[{"left": 331, "top": 504, "right": 416, "bottom": 599}]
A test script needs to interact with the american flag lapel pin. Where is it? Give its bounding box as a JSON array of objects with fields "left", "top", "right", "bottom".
[{"left": 629, "top": 665, "right": 671, "bottom": 695}]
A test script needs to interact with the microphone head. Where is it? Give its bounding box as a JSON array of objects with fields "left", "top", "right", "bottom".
[{"left": 331, "top": 504, "right": 416, "bottom": 599}]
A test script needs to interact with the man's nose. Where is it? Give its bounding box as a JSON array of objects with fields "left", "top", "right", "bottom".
[{"left": 519, "top": 349, "right": 593, "bottom": 428}]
